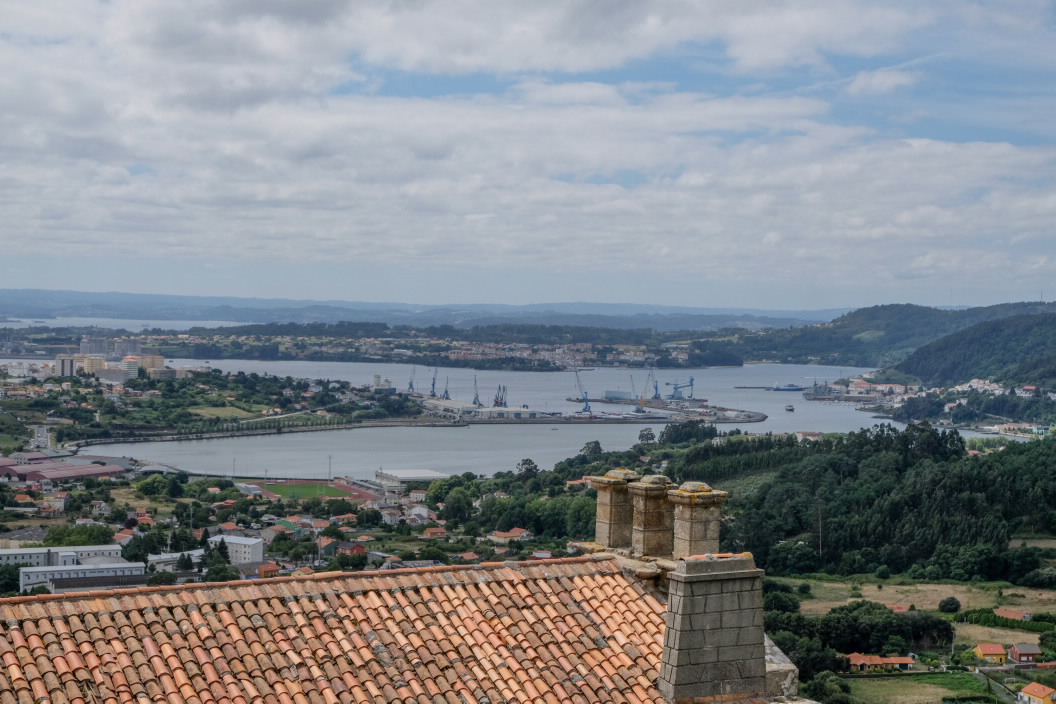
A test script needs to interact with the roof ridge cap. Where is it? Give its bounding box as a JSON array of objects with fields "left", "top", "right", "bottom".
[{"left": 0, "top": 555, "right": 607, "bottom": 607}]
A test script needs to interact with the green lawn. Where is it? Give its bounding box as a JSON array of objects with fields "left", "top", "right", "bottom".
[
  {"left": 849, "top": 672, "right": 991, "bottom": 704},
  {"left": 257, "top": 482, "right": 355, "bottom": 499}
]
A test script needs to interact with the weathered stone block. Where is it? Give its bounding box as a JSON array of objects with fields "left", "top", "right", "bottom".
[{"left": 738, "top": 625, "right": 764, "bottom": 646}]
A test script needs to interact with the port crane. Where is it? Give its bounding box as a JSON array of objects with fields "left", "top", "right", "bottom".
[
  {"left": 665, "top": 377, "right": 694, "bottom": 400},
  {"left": 472, "top": 376, "right": 483, "bottom": 407},
  {"left": 441, "top": 377, "right": 451, "bottom": 400},
  {"left": 407, "top": 367, "right": 416, "bottom": 394},
  {"left": 647, "top": 371, "right": 662, "bottom": 400},
  {"left": 493, "top": 385, "right": 508, "bottom": 408},
  {"left": 429, "top": 368, "right": 438, "bottom": 397},
  {"left": 629, "top": 375, "right": 644, "bottom": 413},
  {"left": 574, "top": 370, "right": 591, "bottom": 413}
]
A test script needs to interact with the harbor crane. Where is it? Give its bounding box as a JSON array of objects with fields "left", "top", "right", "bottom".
[
  {"left": 429, "top": 368, "right": 438, "bottom": 397},
  {"left": 472, "top": 376, "right": 482, "bottom": 407},
  {"left": 407, "top": 367, "right": 416, "bottom": 394},
  {"left": 647, "top": 371, "right": 662, "bottom": 400},
  {"left": 493, "top": 385, "right": 508, "bottom": 408},
  {"left": 441, "top": 377, "right": 451, "bottom": 400},
  {"left": 665, "top": 377, "right": 694, "bottom": 400},
  {"left": 629, "top": 375, "right": 644, "bottom": 413},
  {"left": 574, "top": 370, "right": 591, "bottom": 413}
]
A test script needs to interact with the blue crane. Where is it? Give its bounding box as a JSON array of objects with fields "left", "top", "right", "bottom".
[
  {"left": 407, "top": 367, "right": 416, "bottom": 394},
  {"left": 441, "top": 377, "right": 451, "bottom": 400},
  {"left": 665, "top": 377, "right": 694, "bottom": 400},
  {"left": 472, "top": 376, "right": 482, "bottom": 407},
  {"left": 429, "top": 368, "right": 438, "bottom": 397},
  {"left": 574, "top": 370, "right": 591, "bottom": 413},
  {"left": 493, "top": 385, "right": 508, "bottom": 408}
]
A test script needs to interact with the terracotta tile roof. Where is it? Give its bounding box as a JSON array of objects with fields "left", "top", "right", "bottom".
[
  {"left": 1023, "top": 681, "right": 1056, "bottom": 698},
  {"left": 0, "top": 555, "right": 666, "bottom": 704},
  {"left": 975, "top": 643, "right": 1006, "bottom": 655}
]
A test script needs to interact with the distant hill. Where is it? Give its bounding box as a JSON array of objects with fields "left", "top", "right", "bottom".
[
  {"left": 0, "top": 288, "right": 845, "bottom": 331},
  {"left": 732, "top": 302, "right": 1056, "bottom": 367},
  {"left": 895, "top": 313, "right": 1056, "bottom": 387}
]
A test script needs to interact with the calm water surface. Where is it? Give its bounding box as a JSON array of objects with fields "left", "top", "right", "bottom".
[{"left": 89, "top": 361, "right": 899, "bottom": 480}]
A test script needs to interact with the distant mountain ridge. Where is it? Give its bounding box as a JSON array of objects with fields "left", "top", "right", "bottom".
[{"left": 0, "top": 288, "right": 848, "bottom": 331}]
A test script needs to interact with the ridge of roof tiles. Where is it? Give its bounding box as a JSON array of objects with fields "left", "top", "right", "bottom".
[{"left": 0, "top": 555, "right": 670, "bottom": 704}]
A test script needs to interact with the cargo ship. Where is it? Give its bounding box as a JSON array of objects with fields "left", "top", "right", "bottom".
[{"left": 772, "top": 383, "right": 805, "bottom": 392}]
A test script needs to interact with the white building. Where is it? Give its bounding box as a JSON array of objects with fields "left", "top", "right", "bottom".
[
  {"left": 0, "top": 544, "right": 122, "bottom": 567},
  {"left": 207, "top": 535, "right": 264, "bottom": 565},
  {"left": 19, "top": 562, "right": 144, "bottom": 591}
]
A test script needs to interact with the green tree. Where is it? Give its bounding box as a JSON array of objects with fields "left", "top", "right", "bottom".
[
  {"left": 320, "top": 525, "right": 343, "bottom": 540},
  {"left": 516, "top": 458, "right": 539, "bottom": 479},
  {"left": 638, "top": 427, "right": 656, "bottom": 444},
  {"left": 764, "top": 591, "right": 801, "bottom": 614},
  {"left": 938, "top": 596, "right": 961, "bottom": 613},
  {"left": 214, "top": 538, "right": 230, "bottom": 564},
  {"left": 580, "top": 440, "right": 603, "bottom": 459},
  {"left": 441, "top": 487, "right": 475, "bottom": 523},
  {"left": 204, "top": 564, "right": 241, "bottom": 582},
  {"left": 147, "top": 571, "right": 178, "bottom": 586}
]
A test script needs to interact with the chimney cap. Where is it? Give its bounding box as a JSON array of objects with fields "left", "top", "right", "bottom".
[
  {"left": 677, "top": 480, "right": 713, "bottom": 492},
  {"left": 603, "top": 468, "right": 640, "bottom": 481}
]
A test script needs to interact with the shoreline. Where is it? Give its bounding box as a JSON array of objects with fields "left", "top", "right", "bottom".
[{"left": 65, "top": 414, "right": 685, "bottom": 451}]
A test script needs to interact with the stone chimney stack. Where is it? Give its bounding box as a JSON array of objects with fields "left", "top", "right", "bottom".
[
  {"left": 658, "top": 553, "right": 767, "bottom": 702},
  {"left": 667, "top": 482, "right": 729, "bottom": 560},
  {"left": 629, "top": 475, "right": 674, "bottom": 558},
  {"left": 589, "top": 468, "right": 640, "bottom": 550}
]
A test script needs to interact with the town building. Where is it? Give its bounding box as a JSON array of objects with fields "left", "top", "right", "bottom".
[
  {"left": 973, "top": 643, "right": 1007, "bottom": 664},
  {"left": 206, "top": 535, "right": 265, "bottom": 564},
  {"left": 0, "top": 544, "right": 123, "bottom": 567},
  {"left": 0, "top": 469, "right": 811, "bottom": 703},
  {"left": 1020, "top": 682, "right": 1056, "bottom": 704},
  {"left": 1010, "top": 643, "right": 1043, "bottom": 664},
  {"left": 374, "top": 468, "right": 451, "bottom": 493}
]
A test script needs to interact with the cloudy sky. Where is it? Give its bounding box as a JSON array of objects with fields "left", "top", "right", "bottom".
[{"left": 3, "top": 1, "right": 1055, "bottom": 310}]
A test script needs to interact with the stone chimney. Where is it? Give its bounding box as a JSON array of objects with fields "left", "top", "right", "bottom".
[
  {"left": 630, "top": 475, "right": 674, "bottom": 558},
  {"left": 668, "top": 482, "right": 728, "bottom": 560},
  {"left": 658, "top": 553, "right": 767, "bottom": 702},
  {"left": 589, "top": 468, "right": 640, "bottom": 550}
]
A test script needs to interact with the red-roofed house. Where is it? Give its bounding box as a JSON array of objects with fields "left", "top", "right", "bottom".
[
  {"left": 1021, "top": 681, "right": 1056, "bottom": 704},
  {"left": 847, "top": 653, "right": 913, "bottom": 672},
  {"left": 421, "top": 526, "right": 448, "bottom": 540},
  {"left": 488, "top": 527, "right": 533, "bottom": 545},
  {"left": 973, "top": 644, "right": 1007, "bottom": 664},
  {"left": 996, "top": 607, "right": 1034, "bottom": 621},
  {"left": 847, "top": 653, "right": 885, "bottom": 672}
]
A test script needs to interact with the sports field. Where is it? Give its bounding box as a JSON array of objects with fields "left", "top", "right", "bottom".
[{"left": 254, "top": 482, "right": 355, "bottom": 499}]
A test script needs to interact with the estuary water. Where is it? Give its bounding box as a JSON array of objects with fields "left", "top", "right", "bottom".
[{"left": 87, "top": 360, "right": 894, "bottom": 480}]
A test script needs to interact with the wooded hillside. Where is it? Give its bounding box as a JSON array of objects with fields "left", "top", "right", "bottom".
[{"left": 895, "top": 312, "right": 1056, "bottom": 386}]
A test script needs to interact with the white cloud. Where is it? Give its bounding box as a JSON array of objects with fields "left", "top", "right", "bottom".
[
  {"left": 0, "top": 1, "right": 1054, "bottom": 306},
  {"left": 846, "top": 69, "right": 920, "bottom": 96}
]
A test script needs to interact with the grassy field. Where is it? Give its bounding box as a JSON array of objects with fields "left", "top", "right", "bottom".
[
  {"left": 780, "top": 576, "right": 1056, "bottom": 616},
  {"left": 188, "top": 406, "right": 259, "bottom": 419},
  {"left": 849, "top": 672, "right": 990, "bottom": 704},
  {"left": 1013, "top": 538, "right": 1056, "bottom": 549},
  {"left": 954, "top": 622, "right": 1039, "bottom": 647},
  {"left": 257, "top": 482, "right": 356, "bottom": 499}
]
